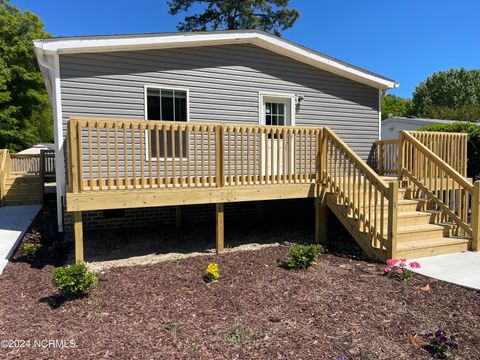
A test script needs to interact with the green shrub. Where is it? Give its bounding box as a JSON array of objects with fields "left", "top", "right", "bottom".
[
  {"left": 22, "top": 243, "right": 42, "bottom": 260},
  {"left": 286, "top": 243, "right": 323, "bottom": 269},
  {"left": 418, "top": 122, "right": 480, "bottom": 180},
  {"left": 52, "top": 263, "right": 96, "bottom": 299}
]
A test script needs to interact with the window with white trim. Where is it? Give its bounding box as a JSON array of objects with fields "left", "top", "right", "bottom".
[{"left": 146, "top": 88, "right": 187, "bottom": 158}]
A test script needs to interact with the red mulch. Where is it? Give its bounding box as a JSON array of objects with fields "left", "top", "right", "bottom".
[{"left": 0, "top": 245, "right": 479, "bottom": 359}]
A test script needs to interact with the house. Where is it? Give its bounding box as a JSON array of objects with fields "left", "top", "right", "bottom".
[
  {"left": 22, "top": 30, "right": 478, "bottom": 263},
  {"left": 381, "top": 116, "right": 460, "bottom": 140}
]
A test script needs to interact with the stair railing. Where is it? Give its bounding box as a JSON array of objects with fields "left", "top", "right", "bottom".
[
  {"left": 0, "top": 150, "right": 10, "bottom": 205},
  {"left": 399, "top": 131, "right": 480, "bottom": 250},
  {"left": 322, "top": 128, "right": 399, "bottom": 259}
]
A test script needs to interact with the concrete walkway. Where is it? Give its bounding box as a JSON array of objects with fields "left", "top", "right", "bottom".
[
  {"left": 412, "top": 252, "right": 480, "bottom": 290},
  {"left": 0, "top": 205, "right": 42, "bottom": 275}
]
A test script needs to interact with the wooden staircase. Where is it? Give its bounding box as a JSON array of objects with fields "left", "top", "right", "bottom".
[
  {"left": 321, "top": 128, "right": 477, "bottom": 261},
  {"left": 327, "top": 180, "right": 470, "bottom": 259},
  {"left": 0, "top": 150, "right": 45, "bottom": 206},
  {"left": 3, "top": 175, "right": 43, "bottom": 205}
]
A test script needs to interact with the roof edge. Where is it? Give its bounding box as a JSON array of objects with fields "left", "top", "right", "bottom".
[{"left": 34, "top": 30, "right": 399, "bottom": 90}]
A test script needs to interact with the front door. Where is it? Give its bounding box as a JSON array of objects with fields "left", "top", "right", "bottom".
[{"left": 261, "top": 96, "right": 293, "bottom": 180}]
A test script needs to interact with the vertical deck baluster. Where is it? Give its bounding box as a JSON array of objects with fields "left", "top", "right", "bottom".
[{"left": 97, "top": 121, "right": 103, "bottom": 190}]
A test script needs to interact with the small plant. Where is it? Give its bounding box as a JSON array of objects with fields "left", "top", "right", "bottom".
[
  {"left": 225, "top": 327, "right": 245, "bottom": 346},
  {"left": 22, "top": 243, "right": 42, "bottom": 260},
  {"left": 52, "top": 263, "right": 96, "bottom": 300},
  {"left": 384, "top": 258, "right": 421, "bottom": 281},
  {"left": 424, "top": 330, "right": 458, "bottom": 358},
  {"left": 286, "top": 243, "right": 323, "bottom": 269},
  {"left": 203, "top": 263, "right": 220, "bottom": 283}
]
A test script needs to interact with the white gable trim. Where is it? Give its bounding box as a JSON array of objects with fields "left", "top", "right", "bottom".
[{"left": 34, "top": 31, "right": 398, "bottom": 90}]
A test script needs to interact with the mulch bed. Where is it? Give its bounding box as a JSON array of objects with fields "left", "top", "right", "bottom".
[{"left": 1, "top": 243, "right": 479, "bottom": 359}]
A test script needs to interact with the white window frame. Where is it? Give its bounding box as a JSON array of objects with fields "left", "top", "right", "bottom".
[
  {"left": 143, "top": 85, "right": 190, "bottom": 161},
  {"left": 258, "top": 91, "right": 296, "bottom": 127}
]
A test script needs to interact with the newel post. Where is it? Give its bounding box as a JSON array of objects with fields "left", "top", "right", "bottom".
[
  {"left": 387, "top": 181, "right": 398, "bottom": 259},
  {"left": 315, "top": 128, "right": 328, "bottom": 243},
  {"left": 397, "top": 132, "right": 405, "bottom": 180},
  {"left": 377, "top": 142, "right": 384, "bottom": 176},
  {"left": 215, "top": 124, "right": 225, "bottom": 253},
  {"left": 67, "top": 119, "right": 84, "bottom": 263},
  {"left": 472, "top": 180, "right": 480, "bottom": 251}
]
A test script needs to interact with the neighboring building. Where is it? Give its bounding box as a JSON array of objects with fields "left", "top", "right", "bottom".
[
  {"left": 33, "top": 30, "right": 398, "bottom": 232},
  {"left": 17, "top": 143, "right": 55, "bottom": 155},
  {"left": 381, "top": 116, "right": 459, "bottom": 140}
]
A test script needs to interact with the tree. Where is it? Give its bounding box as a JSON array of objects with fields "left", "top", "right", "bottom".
[
  {"left": 381, "top": 94, "right": 413, "bottom": 120},
  {"left": 0, "top": 0, "right": 53, "bottom": 152},
  {"left": 412, "top": 68, "right": 480, "bottom": 121},
  {"left": 167, "top": 0, "right": 300, "bottom": 36}
]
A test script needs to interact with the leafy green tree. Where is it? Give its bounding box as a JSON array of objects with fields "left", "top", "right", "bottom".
[
  {"left": 381, "top": 94, "right": 413, "bottom": 120},
  {"left": 412, "top": 68, "right": 480, "bottom": 121},
  {"left": 167, "top": 0, "right": 300, "bottom": 36},
  {"left": 0, "top": 0, "right": 53, "bottom": 152}
]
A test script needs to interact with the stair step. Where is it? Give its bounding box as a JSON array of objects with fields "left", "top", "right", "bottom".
[
  {"left": 397, "top": 223, "right": 449, "bottom": 242},
  {"left": 395, "top": 211, "right": 435, "bottom": 226},
  {"left": 396, "top": 237, "right": 469, "bottom": 258}
]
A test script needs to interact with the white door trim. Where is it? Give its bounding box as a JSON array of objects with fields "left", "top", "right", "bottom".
[{"left": 258, "top": 91, "right": 296, "bottom": 126}]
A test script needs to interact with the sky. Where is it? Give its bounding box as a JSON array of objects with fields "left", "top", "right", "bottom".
[{"left": 13, "top": 0, "right": 480, "bottom": 98}]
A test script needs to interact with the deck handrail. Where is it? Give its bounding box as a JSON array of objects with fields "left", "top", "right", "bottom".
[
  {"left": 0, "top": 149, "right": 8, "bottom": 205},
  {"left": 376, "top": 131, "right": 468, "bottom": 177},
  {"left": 10, "top": 154, "right": 42, "bottom": 175},
  {"left": 399, "top": 131, "right": 478, "bottom": 248},
  {"left": 323, "top": 128, "right": 398, "bottom": 258},
  {"left": 67, "top": 117, "right": 321, "bottom": 192}
]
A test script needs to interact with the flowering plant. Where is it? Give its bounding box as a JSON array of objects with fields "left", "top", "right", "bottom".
[
  {"left": 384, "top": 258, "right": 421, "bottom": 281},
  {"left": 424, "top": 330, "right": 458, "bottom": 358},
  {"left": 203, "top": 263, "right": 220, "bottom": 283}
]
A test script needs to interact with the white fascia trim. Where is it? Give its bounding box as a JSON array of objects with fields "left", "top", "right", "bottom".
[{"left": 34, "top": 32, "right": 398, "bottom": 90}]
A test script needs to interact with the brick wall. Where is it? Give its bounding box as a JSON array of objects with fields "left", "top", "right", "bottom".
[{"left": 63, "top": 199, "right": 314, "bottom": 236}]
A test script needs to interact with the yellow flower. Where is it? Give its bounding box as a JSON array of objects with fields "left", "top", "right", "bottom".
[{"left": 204, "top": 263, "right": 220, "bottom": 282}]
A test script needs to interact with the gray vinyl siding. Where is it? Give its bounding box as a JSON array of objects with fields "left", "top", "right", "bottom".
[{"left": 60, "top": 43, "right": 379, "bottom": 168}]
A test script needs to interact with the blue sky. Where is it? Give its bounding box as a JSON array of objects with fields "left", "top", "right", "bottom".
[{"left": 13, "top": 0, "right": 480, "bottom": 97}]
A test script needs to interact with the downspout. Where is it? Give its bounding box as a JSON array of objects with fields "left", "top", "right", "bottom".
[
  {"left": 378, "top": 89, "right": 387, "bottom": 141},
  {"left": 35, "top": 43, "right": 65, "bottom": 232}
]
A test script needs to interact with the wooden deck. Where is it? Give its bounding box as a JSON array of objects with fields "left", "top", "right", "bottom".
[{"left": 63, "top": 117, "right": 479, "bottom": 263}]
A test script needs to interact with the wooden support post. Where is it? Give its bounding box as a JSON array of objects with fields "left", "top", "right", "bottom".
[
  {"left": 472, "top": 180, "right": 480, "bottom": 251},
  {"left": 216, "top": 203, "right": 224, "bottom": 253},
  {"left": 378, "top": 142, "right": 384, "bottom": 176},
  {"left": 175, "top": 206, "right": 182, "bottom": 229},
  {"left": 387, "top": 181, "right": 398, "bottom": 259},
  {"left": 315, "top": 191, "right": 327, "bottom": 243},
  {"left": 73, "top": 211, "right": 84, "bottom": 263}
]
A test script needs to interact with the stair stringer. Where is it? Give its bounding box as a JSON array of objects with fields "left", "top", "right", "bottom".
[{"left": 325, "top": 193, "right": 386, "bottom": 261}]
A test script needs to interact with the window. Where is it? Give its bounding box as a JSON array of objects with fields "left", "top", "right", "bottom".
[
  {"left": 146, "top": 88, "right": 188, "bottom": 158},
  {"left": 265, "top": 102, "right": 286, "bottom": 126}
]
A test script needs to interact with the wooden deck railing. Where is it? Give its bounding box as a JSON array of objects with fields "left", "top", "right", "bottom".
[
  {"left": 399, "top": 131, "right": 479, "bottom": 249},
  {"left": 323, "top": 128, "right": 398, "bottom": 258},
  {"left": 376, "top": 131, "right": 468, "bottom": 177},
  {"left": 42, "top": 150, "right": 55, "bottom": 178},
  {"left": 0, "top": 149, "right": 9, "bottom": 205},
  {"left": 375, "top": 139, "right": 399, "bottom": 176},
  {"left": 67, "top": 118, "right": 320, "bottom": 192},
  {"left": 10, "top": 154, "right": 42, "bottom": 175}
]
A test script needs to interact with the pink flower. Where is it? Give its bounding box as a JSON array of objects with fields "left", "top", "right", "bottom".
[
  {"left": 384, "top": 266, "right": 392, "bottom": 273},
  {"left": 396, "top": 268, "right": 403, "bottom": 273},
  {"left": 401, "top": 258, "right": 407, "bottom": 263},
  {"left": 409, "top": 261, "right": 421, "bottom": 269},
  {"left": 386, "top": 259, "right": 399, "bottom": 266}
]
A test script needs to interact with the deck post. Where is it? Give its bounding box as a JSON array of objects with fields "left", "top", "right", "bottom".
[
  {"left": 386, "top": 181, "right": 398, "bottom": 259},
  {"left": 315, "top": 189, "right": 327, "bottom": 243},
  {"left": 216, "top": 203, "right": 224, "bottom": 253},
  {"left": 472, "top": 181, "right": 480, "bottom": 251},
  {"left": 378, "top": 142, "right": 384, "bottom": 176},
  {"left": 73, "top": 211, "right": 84, "bottom": 263}
]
